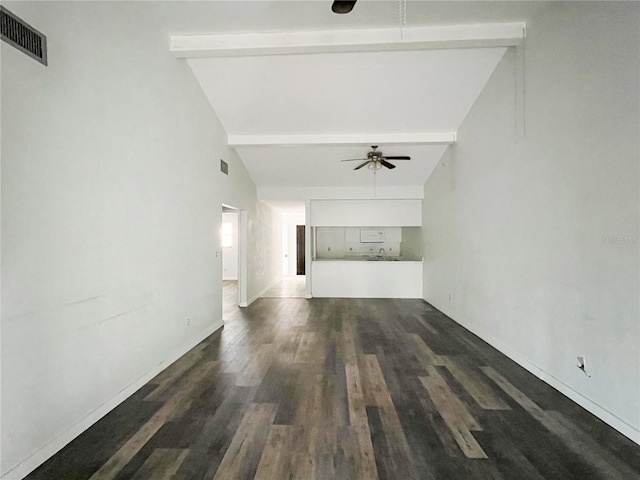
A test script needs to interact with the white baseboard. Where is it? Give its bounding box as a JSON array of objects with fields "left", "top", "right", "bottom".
[
  {"left": 426, "top": 298, "right": 640, "bottom": 446},
  {"left": 1, "top": 321, "right": 223, "bottom": 480}
]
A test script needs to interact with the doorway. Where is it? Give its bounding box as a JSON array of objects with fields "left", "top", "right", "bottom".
[
  {"left": 268, "top": 211, "right": 306, "bottom": 299},
  {"left": 222, "top": 204, "right": 247, "bottom": 311}
]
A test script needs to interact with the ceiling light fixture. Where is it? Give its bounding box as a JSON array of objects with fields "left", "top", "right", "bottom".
[{"left": 368, "top": 161, "right": 382, "bottom": 171}]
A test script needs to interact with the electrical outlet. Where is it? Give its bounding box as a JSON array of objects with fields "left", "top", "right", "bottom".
[
  {"left": 448, "top": 293, "right": 452, "bottom": 301},
  {"left": 577, "top": 356, "right": 591, "bottom": 377},
  {"left": 186, "top": 318, "right": 191, "bottom": 326}
]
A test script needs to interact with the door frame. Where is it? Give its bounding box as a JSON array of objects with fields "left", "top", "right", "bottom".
[
  {"left": 222, "top": 204, "right": 248, "bottom": 308},
  {"left": 237, "top": 210, "right": 248, "bottom": 307}
]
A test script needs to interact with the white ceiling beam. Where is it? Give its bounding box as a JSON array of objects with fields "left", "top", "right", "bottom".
[
  {"left": 170, "top": 22, "right": 525, "bottom": 58},
  {"left": 228, "top": 132, "right": 456, "bottom": 147}
]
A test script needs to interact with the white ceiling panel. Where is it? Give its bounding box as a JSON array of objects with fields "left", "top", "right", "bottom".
[
  {"left": 188, "top": 48, "right": 506, "bottom": 135},
  {"left": 160, "top": 1, "right": 544, "bottom": 35},
  {"left": 235, "top": 144, "right": 448, "bottom": 188},
  {"left": 170, "top": 1, "right": 544, "bottom": 199}
]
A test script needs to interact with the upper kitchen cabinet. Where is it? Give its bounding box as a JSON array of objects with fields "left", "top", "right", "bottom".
[{"left": 310, "top": 199, "right": 421, "bottom": 227}]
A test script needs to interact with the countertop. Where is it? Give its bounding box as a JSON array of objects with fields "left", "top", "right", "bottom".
[{"left": 313, "top": 256, "right": 422, "bottom": 262}]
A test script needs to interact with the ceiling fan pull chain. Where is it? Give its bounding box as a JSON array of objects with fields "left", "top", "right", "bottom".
[
  {"left": 399, "top": 0, "right": 407, "bottom": 40},
  {"left": 373, "top": 170, "right": 377, "bottom": 199},
  {"left": 403, "top": 0, "right": 407, "bottom": 38}
]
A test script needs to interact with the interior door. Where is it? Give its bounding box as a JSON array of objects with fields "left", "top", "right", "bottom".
[{"left": 296, "top": 225, "right": 305, "bottom": 275}]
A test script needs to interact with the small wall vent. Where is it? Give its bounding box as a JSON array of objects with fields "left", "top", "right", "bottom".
[
  {"left": 1, "top": 6, "right": 47, "bottom": 66},
  {"left": 220, "top": 159, "right": 229, "bottom": 175}
]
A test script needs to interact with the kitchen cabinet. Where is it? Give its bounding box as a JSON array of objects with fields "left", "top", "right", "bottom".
[
  {"left": 310, "top": 199, "right": 421, "bottom": 226},
  {"left": 345, "top": 228, "right": 360, "bottom": 243},
  {"left": 312, "top": 260, "right": 423, "bottom": 298},
  {"left": 315, "top": 227, "right": 345, "bottom": 259}
]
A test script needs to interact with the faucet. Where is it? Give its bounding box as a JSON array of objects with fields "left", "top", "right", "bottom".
[{"left": 378, "top": 248, "right": 386, "bottom": 254}]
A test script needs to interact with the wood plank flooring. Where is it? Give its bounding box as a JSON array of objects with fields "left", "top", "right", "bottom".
[
  {"left": 27, "top": 295, "right": 640, "bottom": 480},
  {"left": 261, "top": 276, "right": 307, "bottom": 299}
]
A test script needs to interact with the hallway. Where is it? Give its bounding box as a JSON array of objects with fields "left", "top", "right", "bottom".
[
  {"left": 26, "top": 297, "right": 640, "bottom": 480},
  {"left": 262, "top": 276, "right": 306, "bottom": 299}
]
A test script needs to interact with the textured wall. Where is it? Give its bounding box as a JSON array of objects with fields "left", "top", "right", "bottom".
[
  {"left": 422, "top": 2, "right": 639, "bottom": 441},
  {"left": 0, "top": 2, "right": 281, "bottom": 477}
]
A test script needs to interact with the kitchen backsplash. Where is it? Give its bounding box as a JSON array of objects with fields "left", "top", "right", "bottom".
[
  {"left": 344, "top": 241, "right": 401, "bottom": 256},
  {"left": 314, "top": 227, "right": 421, "bottom": 260}
]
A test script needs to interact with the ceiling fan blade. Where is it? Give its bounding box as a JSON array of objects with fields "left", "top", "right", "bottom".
[
  {"left": 332, "top": 0, "right": 357, "bottom": 14},
  {"left": 354, "top": 160, "right": 371, "bottom": 170},
  {"left": 380, "top": 159, "right": 396, "bottom": 169},
  {"left": 340, "top": 158, "right": 368, "bottom": 162},
  {"left": 381, "top": 156, "right": 411, "bottom": 160}
]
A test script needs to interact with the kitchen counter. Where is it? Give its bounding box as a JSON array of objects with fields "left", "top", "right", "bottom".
[
  {"left": 314, "top": 256, "right": 420, "bottom": 262},
  {"left": 311, "top": 259, "right": 423, "bottom": 298}
]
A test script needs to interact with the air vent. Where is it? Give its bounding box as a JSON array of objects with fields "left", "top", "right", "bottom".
[
  {"left": 220, "top": 159, "right": 229, "bottom": 175},
  {"left": 1, "top": 6, "right": 47, "bottom": 66}
]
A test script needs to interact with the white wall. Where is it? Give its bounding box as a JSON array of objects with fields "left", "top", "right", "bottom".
[
  {"left": 221, "top": 174, "right": 282, "bottom": 305},
  {"left": 218, "top": 146, "right": 282, "bottom": 305},
  {"left": 259, "top": 185, "right": 424, "bottom": 202},
  {"left": 244, "top": 201, "right": 282, "bottom": 303},
  {"left": 0, "top": 2, "right": 281, "bottom": 478},
  {"left": 222, "top": 212, "right": 238, "bottom": 280},
  {"left": 422, "top": 2, "right": 639, "bottom": 442}
]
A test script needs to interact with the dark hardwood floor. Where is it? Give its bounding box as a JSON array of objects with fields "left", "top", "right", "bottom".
[{"left": 27, "top": 295, "right": 640, "bottom": 479}]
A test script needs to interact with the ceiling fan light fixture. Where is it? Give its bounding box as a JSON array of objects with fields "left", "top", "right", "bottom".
[{"left": 340, "top": 146, "right": 410, "bottom": 171}]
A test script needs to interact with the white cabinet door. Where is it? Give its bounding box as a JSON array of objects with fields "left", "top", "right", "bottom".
[
  {"left": 345, "top": 228, "right": 360, "bottom": 243},
  {"left": 385, "top": 227, "right": 402, "bottom": 242},
  {"left": 316, "top": 228, "right": 345, "bottom": 258}
]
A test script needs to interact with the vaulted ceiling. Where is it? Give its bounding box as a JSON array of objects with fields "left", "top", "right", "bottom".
[{"left": 168, "top": 1, "right": 545, "bottom": 199}]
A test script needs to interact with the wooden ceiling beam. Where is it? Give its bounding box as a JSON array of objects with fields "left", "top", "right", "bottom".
[{"left": 227, "top": 132, "right": 457, "bottom": 147}]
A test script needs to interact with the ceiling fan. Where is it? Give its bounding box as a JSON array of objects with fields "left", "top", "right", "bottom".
[
  {"left": 332, "top": 0, "right": 357, "bottom": 14},
  {"left": 340, "top": 146, "right": 411, "bottom": 171}
]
